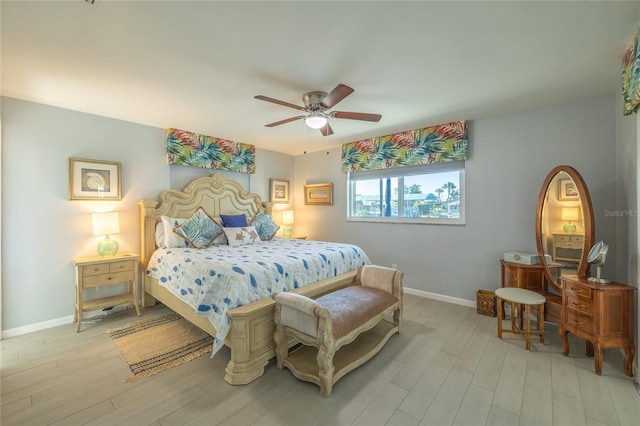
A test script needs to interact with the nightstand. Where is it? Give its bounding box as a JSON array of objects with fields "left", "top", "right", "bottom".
[
  {"left": 73, "top": 253, "right": 141, "bottom": 332},
  {"left": 288, "top": 235, "right": 307, "bottom": 240}
]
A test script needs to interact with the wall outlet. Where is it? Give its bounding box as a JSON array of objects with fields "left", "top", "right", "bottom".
[{"left": 392, "top": 263, "right": 397, "bottom": 269}]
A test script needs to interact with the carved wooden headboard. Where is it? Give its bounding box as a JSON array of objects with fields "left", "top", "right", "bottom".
[{"left": 139, "top": 172, "right": 273, "bottom": 267}]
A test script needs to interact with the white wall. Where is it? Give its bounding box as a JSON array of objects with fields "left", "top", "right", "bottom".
[
  {"left": 294, "top": 95, "right": 620, "bottom": 301},
  {"left": 0, "top": 97, "right": 293, "bottom": 332}
]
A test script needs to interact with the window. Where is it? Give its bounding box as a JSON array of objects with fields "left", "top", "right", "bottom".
[{"left": 347, "top": 162, "right": 465, "bottom": 224}]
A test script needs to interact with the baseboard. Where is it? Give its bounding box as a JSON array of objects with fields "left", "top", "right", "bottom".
[
  {"left": 1, "top": 305, "right": 131, "bottom": 339},
  {"left": 404, "top": 287, "right": 476, "bottom": 308},
  {"left": 1, "top": 289, "right": 473, "bottom": 339},
  {"left": 2, "top": 315, "right": 75, "bottom": 339}
]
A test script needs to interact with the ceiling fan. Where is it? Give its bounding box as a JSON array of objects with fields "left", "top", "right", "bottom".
[{"left": 254, "top": 84, "right": 382, "bottom": 136}]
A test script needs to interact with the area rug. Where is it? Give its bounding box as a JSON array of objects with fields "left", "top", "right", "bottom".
[{"left": 106, "top": 312, "right": 214, "bottom": 382}]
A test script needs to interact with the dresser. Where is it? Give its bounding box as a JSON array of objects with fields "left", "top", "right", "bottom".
[
  {"left": 500, "top": 260, "right": 563, "bottom": 325},
  {"left": 73, "top": 253, "right": 141, "bottom": 332},
  {"left": 560, "top": 276, "right": 636, "bottom": 376},
  {"left": 552, "top": 233, "right": 584, "bottom": 264}
]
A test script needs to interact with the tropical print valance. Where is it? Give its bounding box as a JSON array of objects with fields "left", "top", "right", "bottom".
[
  {"left": 166, "top": 128, "right": 256, "bottom": 174},
  {"left": 341, "top": 121, "right": 468, "bottom": 173},
  {"left": 623, "top": 27, "right": 640, "bottom": 115}
]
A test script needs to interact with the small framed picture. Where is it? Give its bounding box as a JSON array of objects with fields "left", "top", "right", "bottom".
[
  {"left": 270, "top": 178, "right": 290, "bottom": 204},
  {"left": 69, "top": 157, "right": 122, "bottom": 201},
  {"left": 558, "top": 179, "right": 579, "bottom": 201},
  {"left": 304, "top": 183, "right": 333, "bottom": 206}
]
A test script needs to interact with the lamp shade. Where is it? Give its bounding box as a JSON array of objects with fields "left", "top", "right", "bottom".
[
  {"left": 561, "top": 207, "right": 579, "bottom": 221},
  {"left": 282, "top": 210, "right": 294, "bottom": 225},
  {"left": 92, "top": 212, "right": 120, "bottom": 236}
]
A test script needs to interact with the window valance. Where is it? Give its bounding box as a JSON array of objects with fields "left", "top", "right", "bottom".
[
  {"left": 166, "top": 128, "right": 256, "bottom": 174},
  {"left": 341, "top": 121, "right": 468, "bottom": 173}
]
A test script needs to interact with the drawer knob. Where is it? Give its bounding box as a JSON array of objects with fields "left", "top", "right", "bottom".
[{"left": 572, "top": 320, "right": 587, "bottom": 326}]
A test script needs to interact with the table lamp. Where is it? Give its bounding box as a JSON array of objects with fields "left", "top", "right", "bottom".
[
  {"left": 92, "top": 211, "right": 120, "bottom": 256},
  {"left": 281, "top": 210, "right": 294, "bottom": 237},
  {"left": 561, "top": 207, "right": 579, "bottom": 234}
]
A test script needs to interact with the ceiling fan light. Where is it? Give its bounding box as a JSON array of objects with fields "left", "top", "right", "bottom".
[{"left": 304, "top": 115, "right": 328, "bottom": 129}]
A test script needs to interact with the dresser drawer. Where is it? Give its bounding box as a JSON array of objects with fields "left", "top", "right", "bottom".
[
  {"left": 564, "top": 282, "right": 592, "bottom": 299},
  {"left": 565, "top": 310, "right": 594, "bottom": 333},
  {"left": 565, "top": 294, "right": 593, "bottom": 316}
]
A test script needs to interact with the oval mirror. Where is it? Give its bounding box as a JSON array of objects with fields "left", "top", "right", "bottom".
[{"left": 535, "top": 165, "right": 594, "bottom": 294}]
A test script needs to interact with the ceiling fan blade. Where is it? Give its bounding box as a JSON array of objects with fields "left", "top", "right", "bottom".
[
  {"left": 254, "top": 95, "right": 306, "bottom": 111},
  {"left": 332, "top": 111, "right": 382, "bottom": 122},
  {"left": 265, "top": 116, "right": 305, "bottom": 127},
  {"left": 320, "top": 84, "right": 354, "bottom": 108},
  {"left": 319, "top": 123, "right": 334, "bottom": 136}
]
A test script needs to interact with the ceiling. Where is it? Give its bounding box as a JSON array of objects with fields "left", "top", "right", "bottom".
[{"left": 2, "top": 1, "right": 638, "bottom": 155}]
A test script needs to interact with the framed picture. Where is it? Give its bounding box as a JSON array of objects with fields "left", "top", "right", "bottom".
[
  {"left": 270, "top": 178, "right": 290, "bottom": 204},
  {"left": 304, "top": 183, "right": 333, "bottom": 206},
  {"left": 69, "top": 157, "right": 122, "bottom": 201},
  {"left": 558, "top": 179, "right": 579, "bottom": 201}
]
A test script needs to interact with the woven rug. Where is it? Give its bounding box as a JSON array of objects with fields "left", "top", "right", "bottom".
[{"left": 106, "top": 313, "right": 213, "bottom": 382}]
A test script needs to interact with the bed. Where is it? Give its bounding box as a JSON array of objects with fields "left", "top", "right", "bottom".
[{"left": 139, "top": 172, "right": 370, "bottom": 385}]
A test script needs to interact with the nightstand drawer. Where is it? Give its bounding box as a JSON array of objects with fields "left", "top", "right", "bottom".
[
  {"left": 83, "top": 264, "right": 110, "bottom": 277},
  {"left": 555, "top": 235, "right": 584, "bottom": 244},
  {"left": 110, "top": 260, "right": 135, "bottom": 273},
  {"left": 83, "top": 270, "right": 135, "bottom": 288},
  {"left": 566, "top": 294, "right": 593, "bottom": 316}
]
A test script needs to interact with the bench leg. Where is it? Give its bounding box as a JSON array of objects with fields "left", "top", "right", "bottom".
[
  {"left": 274, "top": 324, "right": 287, "bottom": 370},
  {"left": 393, "top": 307, "right": 402, "bottom": 333},
  {"left": 317, "top": 348, "right": 335, "bottom": 397}
]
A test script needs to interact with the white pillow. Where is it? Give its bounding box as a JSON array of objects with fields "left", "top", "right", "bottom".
[
  {"left": 155, "top": 222, "right": 165, "bottom": 247},
  {"left": 223, "top": 226, "right": 262, "bottom": 246},
  {"left": 160, "top": 216, "right": 190, "bottom": 248}
]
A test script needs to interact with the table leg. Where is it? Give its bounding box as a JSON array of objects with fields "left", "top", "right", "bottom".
[
  {"left": 497, "top": 296, "right": 503, "bottom": 338},
  {"left": 623, "top": 344, "right": 636, "bottom": 377},
  {"left": 539, "top": 303, "right": 545, "bottom": 344},
  {"left": 525, "top": 304, "right": 531, "bottom": 350}
]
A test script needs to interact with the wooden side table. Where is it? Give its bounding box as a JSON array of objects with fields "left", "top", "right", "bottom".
[{"left": 73, "top": 253, "right": 141, "bottom": 332}]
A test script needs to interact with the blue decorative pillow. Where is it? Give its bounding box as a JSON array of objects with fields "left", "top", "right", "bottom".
[
  {"left": 220, "top": 214, "right": 248, "bottom": 227},
  {"left": 174, "top": 208, "right": 224, "bottom": 249},
  {"left": 250, "top": 211, "right": 280, "bottom": 241}
]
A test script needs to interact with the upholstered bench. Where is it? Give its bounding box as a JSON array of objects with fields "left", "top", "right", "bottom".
[{"left": 273, "top": 265, "right": 403, "bottom": 397}]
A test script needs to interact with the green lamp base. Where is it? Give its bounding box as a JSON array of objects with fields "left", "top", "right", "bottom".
[
  {"left": 97, "top": 237, "right": 119, "bottom": 256},
  {"left": 563, "top": 222, "right": 577, "bottom": 234}
]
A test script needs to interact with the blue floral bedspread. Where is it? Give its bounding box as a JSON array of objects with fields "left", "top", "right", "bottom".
[{"left": 146, "top": 238, "right": 370, "bottom": 356}]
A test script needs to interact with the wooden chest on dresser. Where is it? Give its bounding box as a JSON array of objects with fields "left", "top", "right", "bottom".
[{"left": 560, "top": 275, "right": 636, "bottom": 376}]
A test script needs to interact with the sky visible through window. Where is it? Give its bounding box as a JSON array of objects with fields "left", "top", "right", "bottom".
[{"left": 355, "top": 171, "right": 460, "bottom": 198}]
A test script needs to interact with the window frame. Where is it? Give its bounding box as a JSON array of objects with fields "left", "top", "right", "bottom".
[{"left": 346, "top": 161, "right": 465, "bottom": 225}]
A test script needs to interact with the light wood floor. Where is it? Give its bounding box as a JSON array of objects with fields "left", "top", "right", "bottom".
[{"left": 1, "top": 294, "right": 638, "bottom": 426}]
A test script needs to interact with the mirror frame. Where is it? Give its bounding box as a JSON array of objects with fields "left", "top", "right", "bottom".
[{"left": 535, "top": 165, "right": 595, "bottom": 293}]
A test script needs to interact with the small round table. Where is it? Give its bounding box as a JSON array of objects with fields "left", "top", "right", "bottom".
[{"left": 495, "top": 287, "right": 546, "bottom": 350}]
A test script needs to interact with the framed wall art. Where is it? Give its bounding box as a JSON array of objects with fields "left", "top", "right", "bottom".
[
  {"left": 304, "top": 183, "right": 333, "bottom": 206},
  {"left": 69, "top": 157, "right": 122, "bottom": 201},
  {"left": 558, "top": 179, "right": 579, "bottom": 201},
  {"left": 270, "top": 178, "right": 290, "bottom": 204}
]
